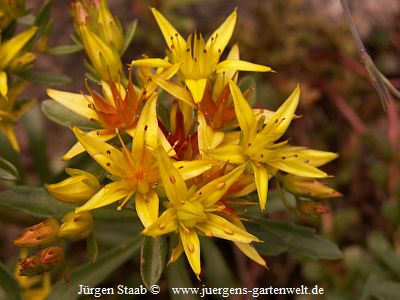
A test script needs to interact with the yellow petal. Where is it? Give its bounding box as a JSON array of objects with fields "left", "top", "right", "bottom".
[
  {"left": 259, "top": 85, "right": 300, "bottom": 141},
  {"left": 197, "top": 214, "right": 259, "bottom": 243},
  {"left": 63, "top": 130, "right": 115, "bottom": 160},
  {"left": 76, "top": 181, "right": 129, "bottom": 213},
  {"left": 294, "top": 148, "right": 338, "bottom": 167},
  {"left": 216, "top": 59, "right": 272, "bottom": 73},
  {"left": 132, "top": 93, "right": 158, "bottom": 154},
  {"left": 228, "top": 217, "right": 267, "bottom": 267},
  {"left": 250, "top": 162, "right": 269, "bottom": 211},
  {"left": 168, "top": 240, "right": 184, "bottom": 265},
  {"left": 206, "top": 144, "right": 247, "bottom": 164},
  {"left": 73, "top": 127, "right": 126, "bottom": 175},
  {"left": 131, "top": 58, "right": 172, "bottom": 69},
  {"left": 151, "top": 75, "right": 195, "bottom": 107},
  {"left": 179, "top": 227, "right": 201, "bottom": 278},
  {"left": 0, "top": 123, "right": 19, "bottom": 152},
  {"left": 151, "top": 8, "right": 186, "bottom": 52},
  {"left": 135, "top": 190, "right": 159, "bottom": 228},
  {"left": 0, "top": 27, "right": 38, "bottom": 69},
  {"left": 185, "top": 78, "right": 207, "bottom": 104},
  {"left": 159, "top": 128, "right": 176, "bottom": 156},
  {"left": 0, "top": 71, "right": 7, "bottom": 96},
  {"left": 197, "top": 165, "right": 245, "bottom": 207},
  {"left": 157, "top": 147, "right": 188, "bottom": 207},
  {"left": 173, "top": 160, "right": 214, "bottom": 181},
  {"left": 47, "top": 89, "right": 98, "bottom": 121},
  {"left": 197, "top": 112, "right": 224, "bottom": 154},
  {"left": 142, "top": 207, "right": 178, "bottom": 237},
  {"left": 229, "top": 80, "right": 257, "bottom": 144},
  {"left": 268, "top": 151, "right": 329, "bottom": 178},
  {"left": 206, "top": 10, "right": 237, "bottom": 55}
]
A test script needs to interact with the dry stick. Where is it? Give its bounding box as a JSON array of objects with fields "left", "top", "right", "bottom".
[{"left": 339, "top": 0, "right": 400, "bottom": 110}]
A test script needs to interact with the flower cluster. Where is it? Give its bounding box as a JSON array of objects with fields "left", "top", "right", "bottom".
[{"left": 15, "top": 2, "right": 339, "bottom": 279}]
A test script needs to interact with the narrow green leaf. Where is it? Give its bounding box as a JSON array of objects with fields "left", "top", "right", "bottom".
[
  {"left": 86, "top": 232, "right": 98, "bottom": 263},
  {"left": 201, "top": 238, "right": 234, "bottom": 288},
  {"left": 0, "top": 261, "right": 23, "bottom": 300},
  {"left": 0, "top": 156, "right": 19, "bottom": 182},
  {"left": 18, "top": 70, "right": 72, "bottom": 86},
  {"left": 167, "top": 257, "right": 199, "bottom": 300},
  {"left": 41, "top": 100, "right": 100, "bottom": 131},
  {"left": 122, "top": 20, "right": 138, "bottom": 55},
  {"left": 368, "top": 232, "right": 400, "bottom": 280},
  {"left": 45, "top": 44, "right": 83, "bottom": 56},
  {"left": 251, "top": 220, "right": 342, "bottom": 260},
  {"left": 21, "top": 106, "right": 50, "bottom": 182},
  {"left": 140, "top": 236, "right": 168, "bottom": 289},
  {"left": 35, "top": 0, "right": 51, "bottom": 27},
  {"left": 16, "top": 15, "right": 35, "bottom": 26},
  {"left": 46, "top": 237, "right": 141, "bottom": 300},
  {"left": 372, "top": 282, "right": 400, "bottom": 300},
  {"left": 0, "top": 186, "right": 137, "bottom": 220}
]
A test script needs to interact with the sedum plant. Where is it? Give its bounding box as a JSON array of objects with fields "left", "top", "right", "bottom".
[{"left": 1, "top": 1, "right": 342, "bottom": 298}]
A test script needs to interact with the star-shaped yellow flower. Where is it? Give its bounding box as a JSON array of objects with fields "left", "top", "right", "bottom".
[
  {"left": 73, "top": 94, "right": 213, "bottom": 227},
  {"left": 132, "top": 8, "right": 271, "bottom": 104},
  {"left": 143, "top": 147, "right": 260, "bottom": 278},
  {"left": 206, "top": 80, "right": 337, "bottom": 210}
]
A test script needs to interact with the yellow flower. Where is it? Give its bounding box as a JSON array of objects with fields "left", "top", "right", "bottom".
[
  {"left": 132, "top": 8, "right": 271, "bottom": 104},
  {"left": 73, "top": 95, "right": 213, "bottom": 228},
  {"left": 206, "top": 80, "right": 338, "bottom": 210},
  {"left": 47, "top": 69, "right": 178, "bottom": 160},
  {"left": 143, "top": 148, "right": 260, "bottom": 278}
]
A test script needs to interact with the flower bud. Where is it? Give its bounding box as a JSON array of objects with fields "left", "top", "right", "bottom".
[
  {"left": 282, "top": 174, "right": 341, "bottom": 199},
  {"left": 59, "top": 211, "right": 93, "bottom": 240},
  {"left": 97, "top": 0, "right": 124, "bottom": 52},
  {"left": 298, "top": 201, "right": 330, "bottom": 215},
  {"left": 14, "top": 219, "right": 60, "bottom": 248},
  {"left": 79, "top": 25, "right": 123, "bottom": 81},
  {"left": 38, "top": 246, "right": 64, "bottom": 267},
  {"left": 18, "top": 246, "right": 64, "bottom": 276},
  {"left": 8, "top": 52, "right": 36, "bottom": 72},
  {"left": 47, "top": 168, "right": 101, "bottom": 204}
]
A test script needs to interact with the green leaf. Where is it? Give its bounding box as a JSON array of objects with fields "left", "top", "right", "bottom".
[
  {"left": 368, "top": 231, "right": 400, "bottom": 280},
  {"left": 122, "top": 20, "right": 138, "bottom": 55},
  {"left": 201, "top": 238, "right": 234, "bottom": 288},
  {"left": 35, "top": 0, "right": 51, "bottom": 27},
  {"left": 46, "top": 237, "right": 141, "bottom": 300},
  {"left": 250, "top": 220, "right": 342, "bottom": 260},
  {"left": 45, "top": 44, "right": 83, "bottom": 56},
  {"left": 140, "top": 236, "right": 167, "bottom": 289},
  {"left": 0, "top": 186, "right": 137, "bottom": 221},
  {"left": 41, "top": 100, "right": 100, "bottom": 131},
  {"left": 372, "top": 282, "right": 400, "bottom": 300},
  {"left": 18, "top": 70, "right": 72, "bottom": 86},
  {"left": 0, "top": 186, "right": 74, "bottom": 219},
  {"left": 167, "top": 257, "right": 199, "bottom": 300},
  {"left": 21, "top": 106, "right": 50, "bottom": 182},
  {"left": 0, "top": 261, "right": 23, "bottom": 300},
  {"left": 0, "top": 156, "right": 19, "bottom": 182}
]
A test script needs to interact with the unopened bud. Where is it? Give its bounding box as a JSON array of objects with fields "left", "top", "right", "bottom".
[
  {"left": 38, "top": 246, "right": 64, "bottom": 266},
  {"left": 97, "top": 0, "right": 124, "bottom": 52},
  {"left": 9, "top": 52, "right": 36, "bottom": 72},
  {"left": 14, "top": 219, "right": 60, "bottom": 248},
  {"left": 47, "top": 168, "right": 101, "bottom": 204},
  {"left": 282, "top": 174, "right": 341, "bottom": 199},
  {"left": 18, "top": 246, "right": 64, "bottom": 276},
  {"left": 59, "top": 211, "right": 93, "bottom": 240},
  {"left": 298, "top": 201, "right": 330, "bottom": 215}
]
